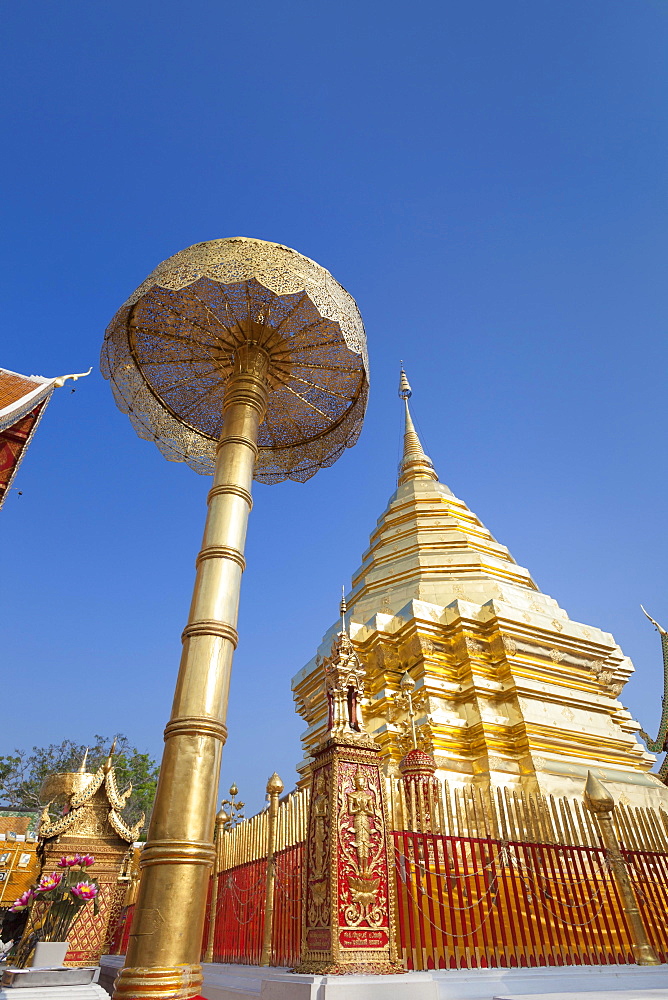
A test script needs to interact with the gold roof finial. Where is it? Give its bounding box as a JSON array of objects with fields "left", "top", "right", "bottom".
[
  {"left": 78, "top": 748, "right": 89, "bottom": 773},
  {"left": 53, "top": 367, "right": 92, "bottom": 388},
  {"left": 104, "top": 737, "right": 117, "bottom": 773},
  {"left": 340, "top": 585, "right": 347, "bottom": 635},
  {"left": 398, "top": 364, "right": 438, "bottom": 486}
]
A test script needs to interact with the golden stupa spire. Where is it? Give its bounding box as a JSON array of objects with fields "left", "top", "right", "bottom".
[{"left": 398, "top": 365, "right": 438, "bottom": 486}]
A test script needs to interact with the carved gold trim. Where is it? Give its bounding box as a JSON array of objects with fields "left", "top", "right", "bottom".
[
  {"left": 180, "top": 621, "right": 239, "bottom": 645},
  {"left": 207, "top": 484, "right": 253, "bottom": 508},
  {"left": 163, "top": 717, "right": 228, "bottom": 742},
  {"left": 195, "top": 546, "right": 246, "bottom": 571}
]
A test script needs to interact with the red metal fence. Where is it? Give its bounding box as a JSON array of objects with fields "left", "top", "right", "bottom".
[
  {"left": 624, "top": 847, "right": 668, "bottom": 963},
  {"left": 393, "top": 830, "right": 648, "bottom": 970},
  {"left": 108, "top": 836, "right": 668, "bottom": 972},
  {"left": 210, "top": 843, "right": 303, "bottom": 967}
]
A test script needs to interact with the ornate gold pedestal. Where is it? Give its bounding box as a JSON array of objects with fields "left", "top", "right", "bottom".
[{"left": 296, "top": 619, "right": 401, "bottom": 974}]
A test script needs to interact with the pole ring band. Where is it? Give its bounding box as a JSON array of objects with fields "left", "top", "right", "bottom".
[
  {"left": 181, "top": 621, "right": 239, "bottom": 646},
  {"left": 195, "top": 546, "right": 246, "bottom": 571},
  {"left": 207, "top": 484, "right": 253, "bottom": 508},
  {"left": 215, "top": 435, "right": 259, "bottom": 457},
  {"left": 139, "top": 841, "right": 216, "bottom": 867},
  {"left": 164, "top": 717, "right": 228, "bottom": 742},
  {"left": 112, "top": 965, "right": 203, "bottom": 1000}
]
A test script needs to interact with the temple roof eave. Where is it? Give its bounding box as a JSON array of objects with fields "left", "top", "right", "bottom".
[
  {"left": 0, "top": 366, "right": 91, "bottom": 433},
  {"left": 0, "top": 370, "right": 56, "bottom": 432}
]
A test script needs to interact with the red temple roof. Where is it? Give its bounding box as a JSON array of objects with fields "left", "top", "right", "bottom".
[{"left": 0, "top": 366, "right": 90, "bottom": 509}]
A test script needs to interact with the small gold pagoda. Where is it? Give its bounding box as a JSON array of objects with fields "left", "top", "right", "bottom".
[
  {"left": 38, "top": 749, "right": 143, "bottom": 967},
  {"left": 293, "top": 369, "right": 668, "bottom": 810}
]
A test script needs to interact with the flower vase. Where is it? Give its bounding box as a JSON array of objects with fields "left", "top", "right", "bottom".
[{"left": 30, "top": 941, "right": 70, "bottom": 968}]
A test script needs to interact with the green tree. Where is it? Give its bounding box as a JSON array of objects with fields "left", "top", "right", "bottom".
[{"left": 0, "top": 735, "right": 158, "bottom": 836}]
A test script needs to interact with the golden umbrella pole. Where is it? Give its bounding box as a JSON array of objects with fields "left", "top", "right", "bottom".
[
  {"left": 114, "top": 346, "right": 268, "bottom": 999},
  {"left": 101, "top": 237, "right": 368, "bottom": 1000}
]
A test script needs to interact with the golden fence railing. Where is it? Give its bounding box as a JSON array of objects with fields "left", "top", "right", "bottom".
[
  {"left": 108, "top": 775, "right": 668, "bottom": 971},
  {"left": 386, "top": 775, "right": 668, "bottom": 853},
  {"left": 217, "top": 787, "right": 309, "bottom": 868}
]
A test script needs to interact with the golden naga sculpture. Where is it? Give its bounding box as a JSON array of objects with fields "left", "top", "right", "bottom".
[
  {"left": 638, "top": 607, "right": 668, "bottom": 782},
  {"left": 101, "top": 238, "right": 368, "bottom": 1000}
]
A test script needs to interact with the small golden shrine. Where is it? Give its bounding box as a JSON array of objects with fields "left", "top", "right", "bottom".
[
  {"left": 38, "top": 750, "right": 143, "bottom": 967},
  {"left": 293, "top": 369, "right": 668, "bottom": 811}
]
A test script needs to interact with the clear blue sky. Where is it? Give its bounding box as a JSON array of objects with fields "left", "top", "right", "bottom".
[{"left": 2, "top": 1, "right": 667, "bottom": 816}]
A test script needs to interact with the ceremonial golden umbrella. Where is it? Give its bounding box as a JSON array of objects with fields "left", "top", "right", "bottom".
[{"left": 101, "top": 238, "right": 368, "bottom": 999}]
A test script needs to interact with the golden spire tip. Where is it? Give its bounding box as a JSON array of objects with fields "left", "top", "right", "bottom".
[
  {"left": 397, "top": 366, "right": 437, "bottom": 486},
  {"left": 399, "top": 363, "right": 412, "bottom": 400}
]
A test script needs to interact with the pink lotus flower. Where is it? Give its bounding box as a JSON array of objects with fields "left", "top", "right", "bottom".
[
  {"left": 71, "top": 881, "right": 98, "bottom": 900},
  {"left": 57, "top": 854, "right": 82, "bottom": 868},
  {"left": 9, "top": 889, "right": 33, "bottom": 911},
  {"left": 79, "top": 854, "right": 95, "bottom": 868},
  {"left": 35, "top": 872, "right": 63, "bottom": 892}
]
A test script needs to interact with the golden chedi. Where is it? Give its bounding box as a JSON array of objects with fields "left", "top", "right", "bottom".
[{"left": 293, "top": 368, "right": 668, "bottom": 811}]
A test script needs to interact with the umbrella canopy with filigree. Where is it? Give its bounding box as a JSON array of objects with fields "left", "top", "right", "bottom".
[
  {"left": 101, "top": 238, "right": 368, "bottom": 1000},
  {"left": 101, "top": 237, "right": 368, "bottom": 482}
]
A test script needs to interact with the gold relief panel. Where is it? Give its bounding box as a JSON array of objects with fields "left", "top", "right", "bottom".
[{"left": 298, "top": 738, "right": 398, "bottom": 974}]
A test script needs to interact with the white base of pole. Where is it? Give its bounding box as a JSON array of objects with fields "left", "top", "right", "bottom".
[{"left": 99, "top": 956, "right": 668, "bottom": 1000}]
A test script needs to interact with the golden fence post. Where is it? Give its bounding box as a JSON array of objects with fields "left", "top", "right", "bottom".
[
  {"left": 584, "top": 771, "right": 660, "bottom": 965},
  {"left": 203, "top": 804, "right": 228, "bottom": 964},
  {"left": 260, "top": 773, "right": 284, "bottom": 967}
]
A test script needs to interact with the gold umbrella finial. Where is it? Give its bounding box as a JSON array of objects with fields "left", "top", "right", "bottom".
[
  {"left": 399, "top": 671, "right": 418, "bottom": 749},
  {"left": 340, "top": 585, "right": 347, "bottom": 634}
]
